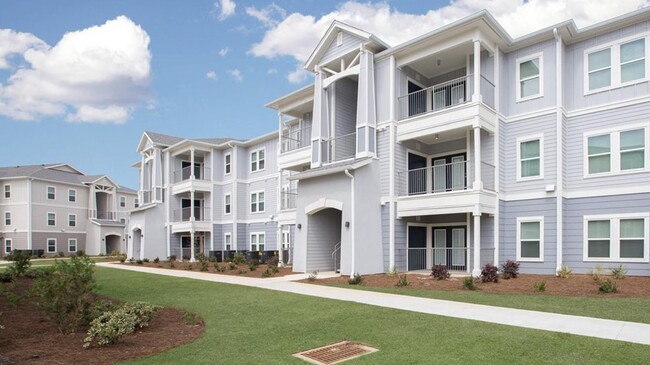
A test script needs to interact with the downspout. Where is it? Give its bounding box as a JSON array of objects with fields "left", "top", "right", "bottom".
[
  {"left": 388, "top": 55, "right": 396, "bottom": 271},
  {"left": 228, "top": 141, "right": 237, "bottom": 252},
  {"left": 344, "top": 169, "right": 355, "bottom": 278},
  {"left": 28, "top": 178, "right": 32, "bottom": 250},
  {"left": 554, "top": 28, "right": 564, "bottom": 274}
]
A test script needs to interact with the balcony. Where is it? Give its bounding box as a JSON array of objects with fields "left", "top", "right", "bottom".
[
  {"left": 277, "top": 189, "right": 297, "bottom": 225},
  {"left": 171, "top": 166, "right": 212, "bottom": 195},
  {"left": 171, "top": 206, "right": 211, "bottom": 233},
  {"left": 322, "top": 132, "right": 356, "bottom": 164},
  {"left": 396, "top": 160, "right": 496, "bottom": 217},
  {"left": 396, "top": 74, "right": 496, "bottom": 142},
  {"left": 279, "top": 126, "right": 312, "bottom": 170}
]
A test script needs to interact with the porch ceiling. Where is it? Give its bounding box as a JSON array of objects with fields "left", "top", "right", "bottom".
[
  {"left": 413, "top": 127, "right": 468, "bottom": 145},
  {"left": 406, "top": 42, "right": 472, "bottom": 79}
]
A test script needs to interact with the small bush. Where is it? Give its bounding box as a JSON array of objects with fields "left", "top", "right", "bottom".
[
  {"left": 501, "top": 260, "right": 520, "bottom": 279},
  {"left": 232, "top": 253, "right": 246, "bottom": 264},
  {"left": 214, "top": 263, "right": 225, "bottom": 272},
  {"left": 136, "top": 260, "right": 143, "bottom": 265},
  {"left": 462, "top": 277, "right": 477, "bottom": 290},
  {"left": 533, "top": 281, "right": 546, "bottom": 292},
  {"left": 110, "top": 250, "right": 120, "bottom": 257},
  {"left": 589, "top": 265, "right": 604, "bottom": 282},
  {"left": 6, "top": 250, "right": 31, "bottom": 277},
  {"left": 0, "top": 271, "right": 14, "bottom": 283},
  {"left": 181, "top": 311, "right": 201, "bottom": 326},
  {"left": 186, "top": 264, "right": 193, "bottom": 271},
  {"left": 119, "top": 255, "right": 127, "bottom": 263},
  {"left": 348, "top": 273, "right": 363, "bottom": 285},
  {"left": 153, "top": 257, "right": 159, "bottom": 264},
  {"left": 270, "top": 265, "right": 280, "bottom": 274},
  {"left": 610, "top": 264, "right": 627, "bottom": 279},
  {"left": 196, "top": 252, "right": 206, "bottom": 263},
  {"left": 142, "top": 258, "right": 149, "bottom": 263},
  {"left": 168, "top": 261, "right": 175, "bottom": 269},
  {"left": 431, "top": 265, "right": 450, "bottom": 280},
  {"left": 480, "top": 263, "right": 499, "bottom": 283},
  {"left": 228, "top": 262, "right": 237, "bottom": 271},
  {"left": 76, "top": 250, "right": 86, "bottom": 257},
  {"left": 128, "top": 258, "right": 134, "bottom": 264},
  {"left": 57, "top": 251, "right": 65, "bottom": 258},
  {"left": 83, "top": 302, "right": 160, "bottom": 348},
  {"left": 261, "top": 268, "right": 273, "bottom": 278},
  {"left": 557, "top": 265, "right": 572, "bottom": 278},
  {"left": 307, "top": 271, "right": 317, "bottom": 281},
  {"left": 386, "top": 267, "right": 398, "bottom": 276},
  {"left": 395, "top": 275, "right": 409, "bottom": 287},
  {"left": 267, "top": 255, "right": 279, "bottom": 268},
  {"left": 199, "top": 262, "right": 208, "bottom": 272},
  {"left": 598, "top": 278, "right": 618, "bottom": 293},
  {"left": 237, "top": 269, "right": 247, "bottom": 275},
  {"left": 248, "top": 262, "right": 257, "bottom": 271},
  {"left": 24, "top": 267, "right": 53, "bottom": 279},
  {"left": 209, "top": 256, "right": 217, "bottom": 263},
  {"left": 167, "top": 255, "right": 177, "bottom": 262}
]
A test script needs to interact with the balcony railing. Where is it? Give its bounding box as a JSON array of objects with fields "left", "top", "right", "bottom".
[
  {"left": 141, "top": 190, "right": 151, "bottom": 205},
  {"left": 406, "top": 247, "right": 469, "bottom": 272},
  {"left": 397, "top": 74, "right": 495, "bottom": 121},
  {"left": 280, "top": 189, "right": 297, "bottom": 210},
  {"left": 173, "top": 166, "right": 211, "bottom": 183},
  {"left": 281, "top": 125, "right": 312, "bottom": 153},
  {"left": 398, "top": 160, "right": 495, "bottom": 196},
  {"left": 322, "top": 132, "right": 356, "bottom": 164},
  {"left": 172, "top": 206, "right": 210, "bottom": 222},
  {"left": 96, "top": 211, "right": 117, "bottom": 220}
]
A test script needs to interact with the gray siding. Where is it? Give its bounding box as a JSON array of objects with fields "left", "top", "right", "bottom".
[
  {"left": 236, "top": 223, "right": 247, "bottom": 251},
  {"left": 333, "top": 78, "right": 357, "bottom": 160},
  {"left": 375, "top": 58, "right": 391, "bottom": 123},
  {"left": 247, "top": 222, "right": 278, "bottom": 251},
  {"left": 377, "top": 128, "right": 390, "bottom": 196},
  {"left": 320, "top": 31, "right": 365, "bottom": 66},
  {"left": 306, "top": 208, "right": 341, "bottom": 272},
  {"left": 32, "top": 232, "right": 86, "bottom": 256}
]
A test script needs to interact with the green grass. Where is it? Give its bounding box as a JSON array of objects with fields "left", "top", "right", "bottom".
[
  {"left": 322, "top": 283, "right": 650, "bottom": 324},
  {"left": 0, "top": 257, "right": 116, "bottom": 267},
  {"left": 92, "top": 267, "right": 650, "bottom": 364}
]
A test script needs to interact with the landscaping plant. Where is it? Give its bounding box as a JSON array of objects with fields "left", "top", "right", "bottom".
[
  {"left": 533, "top": 281, "right": 546, "bottom": 292},
  {"left": 6, "top": 250, "right": 32, "bottom": 277},
  {"left": 307, "top": 271, "right": 318, "bottom": 281},
  {"left": 501, "top": 260, "right": 520, "bottom": 279},
  {"left": 598, "top": 278, "right": 618, "bottom": 293},
  {"left": 181, "top": 310, "right": 202, "bottom": 326},
  {"left": 461, "top": 277, "right": 477, "bottom": 290},
  {"left": 136, "top": 259, "right": 144, "bottom": 265},
  {"left": 557, "top": 265, "right": 572, "bottom": 278},
  {"left": 480, "top": 263, "right": 499, "bottom": 283},
  {"left": 228, "top": 262, "right": 237, "bottom": 270},
  {"left": 142, "top": 258, "right": 149, "bottom": 263},
  {"left": 395, "top": 274, "right": 409, "bottom": 287},
  {"left": 153, "top": 257, "right": 160, "bottom": 264},
  {"left": 348, "top": 273, "right": 363, "bottom": 285},
  {"left": 386, "top": 267, "right": 398, "bottom": 276},
  {"left": 83, "top": 302, "right": 160, "bottom": 348},
  {"left": 610, "top": 264, "right": 627, "bottom": 279},
  {"left": 199, "top": 262, "right": 209, "bottom": 272},
  {"left": 232, "top": 253, "right": 246, "bottom": 264},
  {"left": 431, "top": 265, "right": 450, "bottom": 280},
  {"left": 589, "top": 265, "right": 604, "bottom": 282}
]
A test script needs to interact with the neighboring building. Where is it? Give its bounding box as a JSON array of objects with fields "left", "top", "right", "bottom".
[
  {"left": 132, "top": 8, "right": 650, "bottom": 277},
  {"left": 0, "top": 163, "right": 137, "bottom": 256}
]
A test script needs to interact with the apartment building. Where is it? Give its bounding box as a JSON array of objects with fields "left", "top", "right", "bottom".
[
  {"left": 131, "top": 8, "right": 650, "bottom": 277},
  {"left": 0, "top": 163, "right": 137, "bottom": 256}
]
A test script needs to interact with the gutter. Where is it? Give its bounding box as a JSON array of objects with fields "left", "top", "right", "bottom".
[
  {"left": 554, "top": 28, "right": 564, "bottom": 274},
  {"left": 344, "top": 169, "right": 355, "bottom": 279}
]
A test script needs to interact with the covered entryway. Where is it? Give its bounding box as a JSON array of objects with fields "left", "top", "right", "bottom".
[
  {"left": 132, "top": 228, "right": 142, "bottom": 259},
  {"left": 407, "top": 224, "right": 467, "bottom": 272},
  {"left": 307, "top": 208, "right": 342, "bottom": 272},
  {"left": 105, "top": 234, "right": 121, "bottom": 255},
  {"left": 181, "top": 235, "right": 204, "bottom": 260}
]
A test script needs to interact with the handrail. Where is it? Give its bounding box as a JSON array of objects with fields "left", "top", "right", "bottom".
[{"left": 332, "top": 242, "right": 341, "bottom": 272}]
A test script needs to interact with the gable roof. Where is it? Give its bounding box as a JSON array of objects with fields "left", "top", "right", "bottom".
[{"left": 0, "top": 164, "right": 135, "bottom": 191}]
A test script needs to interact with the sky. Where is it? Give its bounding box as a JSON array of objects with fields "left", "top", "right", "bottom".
[{"left": 1, "top": 0, "right": 648, "bottom": 189}]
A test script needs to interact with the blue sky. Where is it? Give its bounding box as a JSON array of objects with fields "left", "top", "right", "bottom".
[{"left": 0, "top": 0, "right": 646, "bottom": 188}]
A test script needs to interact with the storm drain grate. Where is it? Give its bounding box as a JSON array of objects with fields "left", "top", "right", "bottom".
[{"left": 293, "top": 341, "right": 378, "bottom": 365}]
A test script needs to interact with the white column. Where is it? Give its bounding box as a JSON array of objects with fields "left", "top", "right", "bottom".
[
  {"left": 278, "top": 112, "right": 283, "bottom": 152},
  {"left": 277, "top": 225, "right": 283, "bottom": 265},
  {"left": 139, "top": 155, "right": 145, "bottom": 202},
  {"left": 472, "top": 212, "right": 481, "bottom": 277},
  {"left": 473, "top": 126, "right": 482, "bottom": 190},
  {"left": 190, "top": 189, "right": 195, "bottom": 221},
  {"left": 190, "top": 230, "right": 195, "bottom": 262},
  {"left": 473, "top": 40, "right": 481, "bottom": 102},
  {"left": 112, "top": 190, "right": 118, "bottom": 220},
  {"left": 190, "top": 147, "right": 195, "bottom": 179},
  {"left": 88, "top": 184, "right": 95, "bottom": 219}
]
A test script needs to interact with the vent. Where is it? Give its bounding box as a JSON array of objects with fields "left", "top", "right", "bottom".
[{"left": 293, "top": 341, "right": 378, "bottom": 365}]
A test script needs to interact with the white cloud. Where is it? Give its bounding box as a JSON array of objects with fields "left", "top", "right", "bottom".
[
  {"left": 213, "top": 0, "right": 236, "bottom": 21},
  {"left": 245, "top": 3, "right": 287, "bottom": 27},
  {"left": 206, "top": 71, "right": 217, "bottom": 80},
  {"left": 218, "top": 47, "right": 230, "bottom": 57},
  {"left": 267, "top": 68, "right": 278, "bottom": 75},
  {"left": 250, "top": 0, "right": 649, "bottom": 66},
  {"left": 287, "top": 64, "right": 308, "bottom": 84},
  {"left": 227, "top": 68, "right": 243, "bottom": 81},
  {"left": 0, "top": 15, "right": 152, "bottom": 124},
  {"left": 0, "top": 29, "right": 48, "bottom": 69}
]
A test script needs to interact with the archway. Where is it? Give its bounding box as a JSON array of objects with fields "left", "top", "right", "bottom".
[
  {"left": 105, "top": 234, "right": 121, "bottom": 255},
  {"left": 132, "top": 228, "right": 142, "bottom": 259},
  {"left": 306, "top": 208, "right": 342, "bottom": 272}
]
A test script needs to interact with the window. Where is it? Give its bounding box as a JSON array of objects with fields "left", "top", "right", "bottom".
[
  {"left": 224, "top": 193, "right": 231, "bottom": 215},
  {"left": 68, "top": 239, "right": 77, "bottom": 253},
  {"left": 516, "top": 53, "right": 543, "bottom": 101},
  {"left": 47, "top": 212, "right": 56, "bottom": 226},
  {"left": 134, "top": 198, "right": 139, "bottom": 208},
  {"left": 282, "top": 231, "right": 290, "bottom": 250},
  {"left": 250, "top": 191, "right": 264, "bottom": 213},
  {"left": 3, "top": 185, "right": 9, "bottom": 199},
  {"left": 585, "top": 37, "right": 647, "bottom": 93},
  {"left": 224, "top": 233, "right": 232, "bottom": 251},
  {"left": 517, "top": 135, "right": 543, "bottom": 180},
  {"left": 516, "top": 217, "right": 544, "bottom": 262},
  {"left": 4, "top": 212, "right": 10, "bottom": 226},
  {"left": 120, "top": 196, "right": 126, "bottom": 208},
  {"left": 68, "top": 189, "right": 76, "bottom": 202},
  {"left": 585, "top": 126, "right": 647, "bottom": 176},
  {"left": 120, "top": 218, "right": 126, "bottom": 224},
  {"left": 47, "top": 186, "right": 55, "bottom": 200},
  {"left": 68, "top": 214, "right": 76, "bottom": 227},
  {"left": 224, "top": 153, "right": 231, "bottom": 175},
  {"left": 47, "top": 238, "right": 56, "bottom": 253},
  {"left": 250, "top": 233, "right": 265, "bottom": 251},
  {"left": 4, "top": 239, "right": 11, "bottom": 254},
  {"left": 584, "top": 214, "right": 649, "bottom": 262},
  {"left": 251, "top": 149, "right": 265, "bottom": 172}
]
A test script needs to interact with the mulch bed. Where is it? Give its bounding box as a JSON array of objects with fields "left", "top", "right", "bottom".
[
  {"left": 0, "top": 277, "right": 204, "bottom": 365},
  {"left": 308, "top": 273, "right": 650, "bottom": 298},
  {"left": 123, "top": 261, "right": 294, "bottom": 278}
]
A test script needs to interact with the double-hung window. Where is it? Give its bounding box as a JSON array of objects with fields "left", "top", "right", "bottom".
[
  {"left": 251, "top": 149, "right": 265, "bottom": 172},
  {"left": 47, "top": 212, "right": 56, "bottom": 226},
  {"left": 47, "top": 186, "right": 56, "bottom": 200},
  {"left": 68, "top": 214, "right": 76, "bottom": 227},
  {"left": 250, "top": 191, "right": 264, "bottom": 213},
  {"left": 224, "top": 193, "right": 231, "bottom": 215},
  {"left": 584, "top": 214, "right": 649, "bottom": 262},
  {"left": 585, "top": 126, "right": 647, "bottom": 175},
  {"left": 224, "top": 233, "right": 232, "bottom": 251},
  {"left": 621, "top": 38, "right": 646, "bottom": 83},
  {"left": 4, "top": 239, "right": 11, "bottom": 254},
  {"left": 516, "top": 217, "right": 544, "bottom": 262},
  {"left": 250, "top": 233, "right": 265, "bottom": 251},
  {"left": 120, "top": 196, "right": 126, "bottom": 208},
  {"left": 517, "top": 135, "right": 543, "bottom": 180},
  {"left": 4, "top": 212, "right": 10, "bottom": 226},
  {"left": 68, "top": 189, "right": 76, "bottom": 202},
  {"left": 225, "top": 153, "right": 231, "bottom": 175},
  {"left": 47, "top": 238, "right": 56, "bottom": 253},
  {"left": 68, "top": 239, "right": 77, "bottom": 253},
  {"left": 586, "top": 37, "right": 647, "bottom": 93},
  {"left": 516, "top": 53, "right": 543, "bottom": 101},
  {"left": 3, "top": 185, "right": 9, "bottom": 199}
]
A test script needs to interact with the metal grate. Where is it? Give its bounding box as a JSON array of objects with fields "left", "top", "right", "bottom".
[{"left": 293, "top": 341, "right": 378, "bottom": 365}]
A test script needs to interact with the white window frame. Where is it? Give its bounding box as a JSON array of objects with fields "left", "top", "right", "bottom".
[
  {"left": 120, "top": 218, "right": 126, "bottom": 224},
  {"left": 4, "top": 211, "right": 10, "bottom": 226},
  {"left": 224, "top": 153, "right": 231, "bottom": 175},
  {"left": 119, "top": 196, "right": 126, "bottom": 208},
  {"left": 47, "top": 238, "right": 57, "bottom": 253},
  {"left": 68, "top": 214, "right": 76, "bottom": 227},
  {"left": 250, "top": 148, "right": 265, "bottom": 172},
  {"left": 4, "top": 239, "right": 12, "bottom": 254},
  {"left": 583, "top": 124, "right": 649, "bottom": 178},
  {"left": 584, "top": 35, "right": 650, "bottom": 95},
  {"left": 250, "top": 232, "right": 265, "bottom": 252},
  {"left": 68, "top": 239, "right": 77, "bottom": 253},
  {"left": 583, "top": 213, "right": 650, "bottom": 263},
  {"left": 68, "top": 189, "right": 76, "bottom": 202},
  {"left": 47, "top": 186, "right": 56, "bottom": 200},
  {"left": 516, "top": 216, "right": 544, "bottom": 262},
  {"left": 3, "top": 184, "right": 10, "bottom": 199},
  {"left": 224, "top": 193, "right": 231, "bottom": 215},
  {"left": 282, "top": 230, "right": 290, "bottom": 250},
  {"left": 47, "top": 212, "right": 56, "bottom": 226},
  {"left": 224, "top": 232, "right": 232, "bottom": 251},
  {"left": 250, "top": 190, "right": 265, "bottom": 213},
  {"left": 515, "top": 52, "right": 544, "bottom": 102},
  {"left": 516, "top": 134, "right": 544, "bottom": 181}
]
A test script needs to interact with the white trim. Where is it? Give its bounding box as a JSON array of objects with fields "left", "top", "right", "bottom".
[
  {"left": 4, "top": 211, "right": 10, "bottom": 226},
  {"left": 583, "top": 213, "right": 650, "bottom": 263},
  {"left": 224, "top": 152, "right": 232, "bottom": 175},
  {"left": 68, "top": 213, "right": 76, "bottom": 227},
  {"left": 250, "top": 148, "right": 266, "bottom": 173},
  {"left": 250, "top": 190, "right": 265, "bottom": 214},
  {"left": 583, "top": 124, "right": 649, "bottom": 178},
  {"left": 566, "top": 185, "right": 650, "bottom": 199},
  {"left": 501, "top": 107, "right": 555, "bottom": 124},
  {"left": 515, "top": 52, "right": 544, "bottom": 102},
  {"left": 516, "top": 133, "right": 544, "bottom": 181},
  {"left": 47, "top": 212, "right": 56, "bottom": 226},
  {"left": 68, "top": 188, "right": 76, "bottom": 203},
  {"left": 68, "top": 238, "right": 77, "bottom": 253},
  {"left": 3, "top": 184, "right": 10, "bottom": 199},
  {"left": 224, "top": 193, "right": 232, "bottom": 215},
  {"left": 4, "top": 239, "right": 12, "bottom": 254},
  {"left": 516, "top": 216, "right": 544, "bottom": 262},
  {"left": 46, "top": 185, "right": 56, "bottom": 200},
  {"left": 47, "top": 238, "right": 57, "bottom": 253},
  {"left": 249, "top": 232, "right": 266, "bottom": 251},
  {"left": 567, "top": 94, "right": 650, "bottom": 118},
  {"left": 224, "top": 232, "right": 232, "bottom": 251}
]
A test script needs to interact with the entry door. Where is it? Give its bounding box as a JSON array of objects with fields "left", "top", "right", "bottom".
[
  {"left": 407, "top": 226, "right": 427, "bottom": 271},
  {"left": 430, "top": 226, "right": 467, "bottom": 271},
  {"left": 181, "top": 199, "right": 202, "bottom": 221},
  {"left": 451, "top": 228, "right": 466, "bottom": 269},
  {"left": 431, "top": 153, "right": 466, "bottom": 193},
  {"left": 451, "top": 155, "right": 466, "bottom": 191},
  {"left": 432, "top": 158, "right": 447, "bottom": 193},
  {"left": 181, "top": 236, "right": 203, "bottom": 260},
  {"left": 433, "top": 229, "right": 447, "bottom": 266}
]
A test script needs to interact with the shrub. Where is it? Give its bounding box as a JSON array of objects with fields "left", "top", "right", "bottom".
[
  {"left": 610, "top": 264, "right": 627, "bottom": 279},
  {"left": 119, "top": 255, "right": 127, "bottom": 263},
  {"left": 431, "top": 265, "right": 450, "bottom": 280},
  {"left": 168, "top": 261, "right": 175, "bottom": 269},
  {"left": 267, "top": 255, "right": 279, "bottom": 268},
  {"left": 0, "top": 272, "right": 14, "bottom": 283},
  {"left": 261, "top": 268, "right": 273, "bottom": 278},
  {"left": 76, "top": 250, "right": 86, "bottom": 257},
  {"left": 307, "top": 271, "right": 318, "bottom": 281},
  {"left": 237, "top": 269, "right": 247, "bottom": 275},
  {"left": 186, "top": 264, "right": 193, "bottom": 271},
  {"left": 209, "top": 255, "right": 217, "bottom": 263},
  {"left": 167, "top": 255, "right": 177, "bottom": 262},
  {"left": 501, "top": 260, "right": 520, "bottom": 279},
  {"left": 153, "top": 257, "right": 160, "bottom": 264},
  {"left": 598, "top": 278, "right": 618, "bottom": 293},
  {"left": 57, "top": 251, "right": 65, "bottom": 258},
  {"left": 181, "top": 311, "right": 201, "bottom": 326},
  {"left": 142, "top": 258, "right": 149, "bottom": 263},
  {"left": 196, "top": 252, "right": 206, "bottom": 263},
  {"left": 136, "top": 260, "right": 143, "bottom": 265},
  {"left": 24, "top": 267, "right": 53, "bottom": 279},
  {"left": 557, "top": 265, "right": 572, "bottom": 278},
  {"left": 6, "top": 250, "right": 32, "bottom": 277},
  {"left": 110, "top": 250, "right": 120, "bottom": 257},
  {"left": 128, "top": 258, "right": 134, "bottom": 264},
  {"left": 386, "top": 267, "right": 398, "bottom": 276},
  {"left": 232, "top": 253, "right": 246, "bottom": 264},
  {"left": 214, "top": 263, "right": 225, "bottom": 272},
  {"left": 270, "top": 265, "right": 280, "bottom": 274},
  {"left": 348, "top": 273, "right": 363, "bottom": 285},
  {"left": 395, "top": 274, "right": 409, "bottom": 287},
  {"left": 83, "top": 302, "right": 160, "bottom": 348},
  {"left": 248, "top": 262, "right": 257, "bottom": 271},
  {"left": 228, "top": 262, "right": 237, "bottom": 271},
  {"left": 462, "top": 277, "right": 477, "bottom": 290},
  {"left": 533, "top": 281, "right": 546, "bottom": 292},
  {"left": 199, "top": 262, "right": 209, "bottom": 272},
  {"left": 32, "top": 256, "right": 96, "bottom": 333},
  {"left": 480, "top": 263, "right": 499, "bottom": 283},
  {"left": 589, "top": 265, "right": 604, "bottom": 282}
]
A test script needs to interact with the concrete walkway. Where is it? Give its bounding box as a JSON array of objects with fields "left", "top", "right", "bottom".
[{"left": 97, "top": 262, "right": 650, "bottom": 346}]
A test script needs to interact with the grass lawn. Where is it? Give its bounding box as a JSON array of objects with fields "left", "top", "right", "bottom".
[
  {"left": 0, "top": 256, "right": 116, "bottom": 267},
  {"left": 321, "top": 283, "right": 650, "bottom": 324},
  {"left": 94, "top": 267, "right": 650, "bottom": 364}
]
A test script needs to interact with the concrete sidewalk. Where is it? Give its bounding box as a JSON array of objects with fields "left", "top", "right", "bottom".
[{"left": 97, "top": 262, "right": 650, "bottom": 346}]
